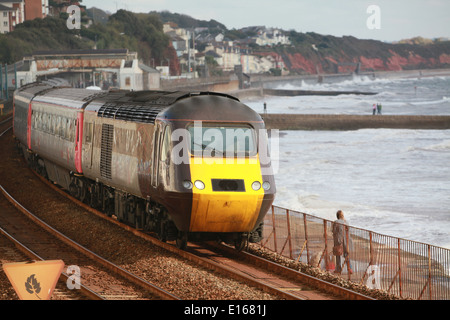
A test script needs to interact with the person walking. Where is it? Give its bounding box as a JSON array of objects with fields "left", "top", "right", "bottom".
[
  {"left": 377, "top": 103, "right": 382, "bottom": 115},
  {"left": 332, "top": 210, "right": 353, "bottom": 274},
  {"left": 372, "top": 103, "right": 376, "bottom": 115}
]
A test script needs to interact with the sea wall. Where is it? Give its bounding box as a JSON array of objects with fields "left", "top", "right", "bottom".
[{"left": 261, "top": 114, "right": 450, "bottom": 130}]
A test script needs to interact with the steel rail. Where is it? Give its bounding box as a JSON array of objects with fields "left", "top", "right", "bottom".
[
  {"left": 0, "top": 116, "right": 12, "bottom": 126},
  {"left": 216, "top": 243, "right": 376, "bottom": 300},
  {"left": 0, "top": 185, "right": 180, "bottom": 300}
]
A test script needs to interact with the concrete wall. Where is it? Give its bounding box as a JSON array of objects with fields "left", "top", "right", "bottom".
[{"left": 262, "top": 114, "right": 450, "bottom": 130}]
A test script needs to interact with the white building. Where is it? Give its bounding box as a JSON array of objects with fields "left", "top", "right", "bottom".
[
  {"left": 0, "top": 4, "right": 13, "bottom": 33},
  {"left": 120, "top": 59, "right": 160, "bottom": 90},
  {"left": 164, "top": 23, "right": 291, "bottom": 75},
  {"left": 0, "top": 0, "right": 25, "bottom": 33},
  {"left": 7, "top": 49, "right": 161, "bottom": 91}
]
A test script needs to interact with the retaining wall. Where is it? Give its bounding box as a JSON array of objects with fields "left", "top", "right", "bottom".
[{"left": 261, "top": 113, "right": 450, "bottom": 130}]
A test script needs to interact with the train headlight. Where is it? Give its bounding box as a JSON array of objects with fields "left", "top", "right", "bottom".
[
  {"left": 183, "top": 180, "right": 193, "bottom": 190},
  {"left": 194, "top": 180, "right": 205, "bottom": 190},
  {"left": 262, "top": 181, "right": 271, "bottom": 190},
  {"left": 252, "top": 181, "right": 261, "bottom": 191}
]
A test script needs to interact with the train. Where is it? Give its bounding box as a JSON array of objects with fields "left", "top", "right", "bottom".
[{"left": 13, "top": 81, "right": 276, "bottom": 250}]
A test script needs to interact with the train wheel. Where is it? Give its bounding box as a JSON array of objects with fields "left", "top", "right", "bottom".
[
  {"left": 176, "top": 232, "right": 188, "bottom": 250},
  {"left": 157, "top": 220, "right": 168, "bottom": 242},
  {"left": 234, "top": 236, "right": 248, "bottom": 252}
]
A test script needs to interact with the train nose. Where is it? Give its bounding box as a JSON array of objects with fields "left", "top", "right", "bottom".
[{"left": 190, "top": 193, "right": 263, "bottom": 233}]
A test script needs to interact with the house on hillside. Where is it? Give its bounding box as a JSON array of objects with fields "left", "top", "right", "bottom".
[
  {"left": 0, "top": 0, "right": 49, "bottom": 33},
  {"left": 0, "top": 0, "right": 25, "bottom": 33}
]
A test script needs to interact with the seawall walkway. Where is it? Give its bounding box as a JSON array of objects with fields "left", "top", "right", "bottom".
[{"left": 261, "top": 113, "right": 450, "bottom": 130}]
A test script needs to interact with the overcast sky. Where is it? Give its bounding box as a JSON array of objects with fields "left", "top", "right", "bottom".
[{"left": 82, "top": 0, "right": 450, "bottom": 42}]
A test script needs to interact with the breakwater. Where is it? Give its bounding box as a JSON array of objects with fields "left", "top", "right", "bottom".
[
  {"left": 261, "top": 114, "right": 450, "bottom": 130},
  {"left": 263, "top": 88, "right": 376, "bottom": 97}
]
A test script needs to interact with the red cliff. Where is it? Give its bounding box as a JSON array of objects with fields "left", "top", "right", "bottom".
[{"left": 275, "top": 33, "right": 450, "bottom": 74}]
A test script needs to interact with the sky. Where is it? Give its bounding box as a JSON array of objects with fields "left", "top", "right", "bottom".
[{"left": 82, "top": 0, "right": 450, "bottom": 42}]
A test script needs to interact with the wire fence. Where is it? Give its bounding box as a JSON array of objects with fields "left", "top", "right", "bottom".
[{"left": 259, "top": 206, "right": 450, "bottom": 300}]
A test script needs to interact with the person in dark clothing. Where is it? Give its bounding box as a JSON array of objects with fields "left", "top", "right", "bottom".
[{"left": 332, "top": 210, "right": 353, "bottom": 274}]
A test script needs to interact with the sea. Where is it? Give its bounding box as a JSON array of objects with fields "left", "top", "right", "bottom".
[{"left": 243, "top": 73, "right": 450, "bottom": 249}]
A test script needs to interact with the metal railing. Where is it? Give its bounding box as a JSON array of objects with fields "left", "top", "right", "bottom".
[{"left": 259, "top": 206, "right": 450, "bottom": 300}]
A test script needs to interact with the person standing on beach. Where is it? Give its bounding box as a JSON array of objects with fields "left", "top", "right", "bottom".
[
  {"left": 372, "top": 104, "right": 377, "bottom": 115},
  {"left": 377, "top": 103, "right": 382, "bottom": 115},
  {"left": 332, "top": 210, "right": 353, "bottom": 274}
]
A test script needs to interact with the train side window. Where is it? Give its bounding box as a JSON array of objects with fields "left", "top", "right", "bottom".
[
  {"left": 42, "top": 113, "right": 47, "bottom": 132},
  {"left": 85, "top": 122, "right": 93, "bottom": 143},
  {"left": 36, "top": 112, "right": 41, "bottom": 130},
  {"left": 161, "top": 126, "right": 171, "bottom": 162},
  {"left": 64, "top": 118, "right": 70, "bottom": 140},
  {"left": 69, "top": 119, "right": 75, "bottom": 142},
  {"left": 50, "top": 115, "right": 55, "bottom": 135},
  {"left": 56, "top": 116, "right": 62, "bottom": 137},
  {"left": 31, "top": 111, "right": 36, "bottom": 129},
  {"left": 47, "top": 114, "right": 51, "bottom": 133}
]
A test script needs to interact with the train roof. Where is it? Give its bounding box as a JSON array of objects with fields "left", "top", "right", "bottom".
[
  {"left": 158, "top": 94, "right": 263, "bottom": 124},
  {"left": 92, "top": 90, "right": 243, "bottom": 124},
  {"left": 16, "top": 83, "right": 261, "bottom": 125},
  {"left": 15, "top": 81, "right": 108, "bottom": 109},
  {"left": 33, "top": 88, "right": 109, "bottom": 109}
]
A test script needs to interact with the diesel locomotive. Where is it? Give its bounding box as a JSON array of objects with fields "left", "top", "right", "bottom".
[{"left": 13, "top": 81, "right": 276, "bottom": 249}]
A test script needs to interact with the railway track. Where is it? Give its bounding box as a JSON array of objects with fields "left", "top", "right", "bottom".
[
  {"left": 1, "top": 117, "right": 373, "bottom": 300},
  {"left": 0, "top": 220, "right": 94, "bottom": 300},
  {"left": 0, "top": 178, "right": 179, "bottom": 300}
]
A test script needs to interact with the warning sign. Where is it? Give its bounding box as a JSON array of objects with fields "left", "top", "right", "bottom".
[{"left": 3, "top": 260, "right": 65, "bottom": 300}]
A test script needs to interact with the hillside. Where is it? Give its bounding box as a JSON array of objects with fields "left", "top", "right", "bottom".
[
  {"left": 1, "top": 9, "right": 449, "bottom": 75},
  {"left": 0, "top": 10, "right": 176, "bottom": 72}
]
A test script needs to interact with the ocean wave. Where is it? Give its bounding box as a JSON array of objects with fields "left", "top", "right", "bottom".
[{"left": 407, "top": 140, "right": 450, "bottom": 153}]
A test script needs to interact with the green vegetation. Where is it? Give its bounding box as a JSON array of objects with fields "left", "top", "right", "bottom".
[
  {"left": 0, "top": 15, "right": 88, "bottom": 63},
  {"left": 0, "top": 9, "right": 170, "bottom": 67}
]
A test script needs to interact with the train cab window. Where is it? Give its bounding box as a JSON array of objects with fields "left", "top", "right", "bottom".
[{"left": 188, "top": 123, "right": 257, "bottom": 157}]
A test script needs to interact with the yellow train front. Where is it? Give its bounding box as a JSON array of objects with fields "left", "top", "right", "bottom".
[{"left": 155, "top": 93, "right": 276, "bottom": 249}]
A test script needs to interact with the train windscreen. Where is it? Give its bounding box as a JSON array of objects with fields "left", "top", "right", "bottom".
[{"left": 188, "top": 123, "right": 257, "bottom": 158}]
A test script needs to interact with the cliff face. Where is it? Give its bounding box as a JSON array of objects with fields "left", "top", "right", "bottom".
[{"left": 279, "top": 33, "right": 450, "bottom": 74}]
